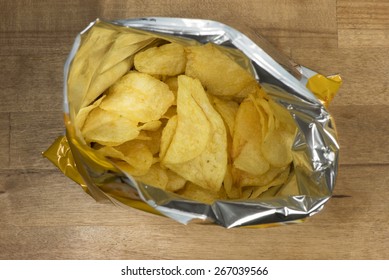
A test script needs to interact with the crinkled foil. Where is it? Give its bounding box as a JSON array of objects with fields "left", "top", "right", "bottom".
[{"left": 45, "top": 18, "right": 341, "bottom": 228}]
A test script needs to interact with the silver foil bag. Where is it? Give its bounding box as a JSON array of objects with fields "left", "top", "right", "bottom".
[{"left": 61, "top": 18, "right": 339, "bottom": 228}]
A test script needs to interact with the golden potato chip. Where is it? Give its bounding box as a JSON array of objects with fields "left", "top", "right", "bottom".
[
  {"left": 262, "top": 129, "right": 294, "bottom": 167},
  {"left": 96, "top": 140, "right": 154, "bottom": 175},
  {"left": 99, "top": 33, "right": 155, "bottom": 73},
  {"left": 212, "top": 97, "right": 239, "bottom": 136},
  {"left": 68, "top": 26, "right": 117, "bottom": 112},
  {"left": 165, "top": 169, "right": 187, "bottom": 192},
  {"left": 112, "top": 160, "right": 149, "bottom": 177},
  {"left": 159, "top": 115, "right": 178, "bottom": 160},
  {"left": 162, "top": 77, "right": 210, "bottom": 164},
  {"left": 114, "top": 140, "right": 154, "bottom": 171},
  {"left": 241, "top": 166, "right": 290, "bottom": 198},
  {"left": 84, "top": 58, "right": 133, "bottom": 109},
  {"left": 133, "top": 163, "right": 169, "bottom": 190},
  {"left": 231, "top": 99, "right": 260, "bottom": 158},
  {"left": 177, "top": 182, "right": 226, "bottom": 204},
  {"left": 233, "top": 141, "right": 269, "bottom": 176},
  {"left": 142, "top": 129, "right": 163, "bottom": 156},
  {"left": 223, "top": 164, "right": 241, "bottom": 199},
  {"left": 81, "top": 107, "right": 139, "bottom": 146},
  {"left": 268, "top": 99, "right": 297, "bottom": 133},
  {"left": 139, "top": 120, "right": 162, "bottom": 131},
  {"left": 75, "top": 95, "right": 105, "bottom": 133},
  {"left": 164, "top": 76, "right": 178, "bottom": 104},
  {"left": 134, "top": 43, "right": 187, "bottom": 76},
  {"left": 185, "top": 43, "right": 258, "bottom": 98},
  {"left": 232, "top": 98, "right": 270, "bottom": 176},
  {"left": 100, "top": 71, "right": 174, "bottom": 123},
  {"left": 162, "top": 75, "right": 227, "bottom": 192}
]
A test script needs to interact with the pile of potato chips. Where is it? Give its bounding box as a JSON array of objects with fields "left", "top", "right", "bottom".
[{"left": 70, "top": 25, "right": 298, "bottom": 204}]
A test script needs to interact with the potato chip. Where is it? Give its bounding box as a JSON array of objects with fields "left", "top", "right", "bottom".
[
  {"left": 100, "top": 71, "right": 174, "bottom": 123},
  {"left": 164, "top": 76, "right": 178, "bottom": 104},
  {"left": 134, "top": 43, "right": 187, "bottom": 76},
  {"left": 162, "top": 75, "right": 227, "bottom": 192},
  {"left": 212, "top": 97, "right": 239, "bottom": 136},
  {"left": 233, "top": 141, "right": 269, "bottom": 176},
  {"left": 165, "top": 169, "right": 187, "bottom": 192},
  {"left": 262, "top": 129, "right": 294, "bottom": 168},
  {"left": 142, "top": 128, "right": 163, "bottom": 156},
  {"left": 96, "top": 140, "right": 154, "bottom": 174},
  {"left": 81, "top": 107, "right": 139, "bottom": 146},
  {"left": 185, "top": 43, "right": 258, "bottom": 98},
  {"left": 99, "top": 33, "right": 155, "bottom": 73},
  {"left": 75, "top": 95, "right": 105, "bottom": 134},
  {"left": 241, "top": 166, "right": 290, "bottom": 198},
  {"left": 162, "top": 76, "right": 211, "bottom": 164},
  {"left": 177, "top": 182, "right": 226, "bottom": 204},
  {"left": 159, "top": 115, "right": 178, "bottom": 160},
  {"left": 133, "top": 164, "right": 169, "bottom": 190},
  {"left": 68, "top": 26, "right": 117, "bottom": 112},
  {"left": 223, "top": 164, "right": 241, "bottom": 199},
  {"left": 232, "top": 98, "right": 270, "bottom": 176},
  {"left": 139, "top": 120, "right": 162, "bottom": 132},
  {"left": 268, "top": 99, "right": 296, "bottom": 133}
]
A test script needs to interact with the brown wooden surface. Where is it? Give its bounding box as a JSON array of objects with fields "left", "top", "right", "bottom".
[{"left": 1, "top": 0, "right": 388, "bottom": 260}]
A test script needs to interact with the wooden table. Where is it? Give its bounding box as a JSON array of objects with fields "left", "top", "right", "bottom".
[{"left": 1, "top": 0, "right": 388, "bottom": 260}]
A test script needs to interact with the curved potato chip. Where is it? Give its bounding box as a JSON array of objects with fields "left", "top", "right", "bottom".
[
  {"left": 212, "top": 97, "right": 239, "bottom": 136},
  {"left": 67, "top": 26, "right": 117, "bottom": 112},
  {"left": 185, "top": 43, "right": 258, "bottom": 98},
  {"left": 268, "top": 98, "right": 297, "bottom": 133},
  {"left": 163, "top": 75, "right": 227, "bottom": 192},
  {"left": 81, "top": 107, "right": 139, "bottom": 146},
  {"left": 134, "top": 164, "right": 169, "bottom": 190},
  {"left": 141, "top": 129, "right": 163, "bottom": 156},
  {"left": 96, "top": 140, "right": 153, "bottom": 174},
  {"left": 241, "top": 166, "right": 291, "bottom": 198},
  {"left": 233, "top": 141, "right": 269, "bottom": 176},
  {"left": 99, "top": 33, "right": 155, "bottom": 73},
  {"left": 177, "top": 182, "right": 226, "bottom": 204},
  {"left": 139, "top": 120, "right": 162, "bottom": 131},
  {"left": 134, "top": 43, "right": 187, "bottom": 76},
  {"left": 166, "top": 169, "right": 187, "bottom": 192},
  {"left": 83, "top": 57, "right": 133, "bottom": 108},
  {"left": 162, "top": 76, "right": 211, "bottom": 164},
  {"left": 262, "top": 129, "right": 294, "bottom": 167},
  {"left": 223, "top": 164, "right": 241, "bottom": 199},
  {"left": 160, "top": 114, "right": 178, "bottom": 160},
  {"left": 100, "top": 71, "right": 174, "bottom": 123},
  {"left": 74, "top": 95, "right": 105, "bottom": 141},
  {"left": 114, "top": 140, "right": 154, "bottom": 171},
  {"left": 164, "top": 76, "right": 178, "bottom": 104}
]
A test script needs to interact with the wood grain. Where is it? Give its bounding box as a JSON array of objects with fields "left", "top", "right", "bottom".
[{"left": 1, "top": 0, "right": 388, "bottom": 260}]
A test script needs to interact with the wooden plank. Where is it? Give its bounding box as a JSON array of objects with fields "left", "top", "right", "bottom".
[
  {"left": 10, "top": 111, "right": 64, "bottom": 169},
  {"left": 291, "top": 48, "right": 389, "bottom": 106},
  {"left": 0, "top": 165, "right": 388, "bottom": 259},
  {"left": 331, "top": 105, "right": 389, "bottom": 165},
  {"left": 0, "top": 0, "right": 100, "bottom": 33},
  {"left": 0, "top": 32, "right": 76, "bottom": 56},
  {"left": 0, "top": 55, "right": 64, "bottom": 112},
  {"left": 337, "top": 0, "right": 389, "bottom": 48},
  {"left": 99, "top": 0, "right": 338, "bottom": 49},
  {"left": 0, "top": 113, "right": 10, "bottom": 169}
]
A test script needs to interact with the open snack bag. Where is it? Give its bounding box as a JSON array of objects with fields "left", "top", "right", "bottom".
[{"left": 44, "top": 18, "right": 341, "bottom": 228}]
